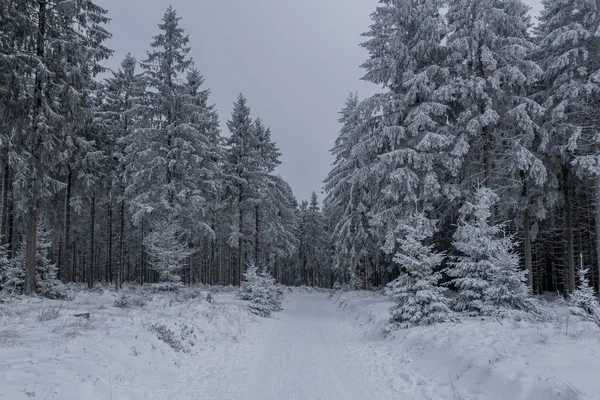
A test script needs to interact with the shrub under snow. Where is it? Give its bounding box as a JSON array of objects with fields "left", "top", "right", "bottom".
[{"left": 239, "top": 264, "right": 283, "bottom": 317}]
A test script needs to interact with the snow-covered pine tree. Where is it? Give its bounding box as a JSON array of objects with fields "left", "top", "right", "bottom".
[
  {"left": 483, "top": 235, "right": 538, "bottom": 316},
  {"left": 448, "top": 187, "right": 535, "bottom": 315},
  {"left": 444, "top": 0, "right": 547, "bottom": 292},
  {"left": 259, "top": 176, "right": 299, "bottom": 283},
  {"left": 12, "top": 0, "right": 111, "bottom": 294},
  {"left": 250, "top": 117, "right": 281, "bottom": 266},
  {"left": 144, "top": 214, "right": 193, "bottom": 283},
  {"left": 324, "top": 94, "right": 378, "bottom": 287},
  {"left": 6, "top": 219, "right": 65, "bottom": 299},
  {"left": 100, "top": 53, "right": 146, "bottom": 288},
  {"left": 224, "top": 95, "right": 282, "bottom": 284},
  {"left": 569, "top": 267, "right": 600, "bottom": 323},
  {"left": 538, "top": 0, "right": 600, "bottom": 293},
  {"left": 386, "top": 213, "right": 454, "bottom": 329},
  {"left": 240, "top": 263, "right": 282, "bottom": 317},
  {"left": 351, "top": 0, "right": 455, "bottom": 286},
  {"left": 129, "top": 6, "right": 199, "bottom": 222},
  {"left": 34, "top": 219, "right": 65, "bottom": 299},
  {"left": 295, "top": 192, "right": 328, "bottom": 287},
  {"left": 0, "top": 242, "right": 18, "bottom": 296},
  {"left": 224, "top": 94, "right": 254, "bottom": 285}
]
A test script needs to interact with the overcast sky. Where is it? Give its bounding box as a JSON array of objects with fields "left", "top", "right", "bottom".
[{"left": 96, "top": 0, "right": 544, "bottom": 203}]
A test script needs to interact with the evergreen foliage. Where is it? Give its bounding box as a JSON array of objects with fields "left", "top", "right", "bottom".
[{"left": 386, "top": 213, "right": 454, "bottom": 329}]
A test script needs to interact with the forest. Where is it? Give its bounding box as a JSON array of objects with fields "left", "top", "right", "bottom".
[{"left": 1, "top": 0, "right": 600, "bottom": 306}]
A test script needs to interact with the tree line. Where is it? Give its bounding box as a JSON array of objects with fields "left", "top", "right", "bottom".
[
  {"left": 323, "top": 0, "right": 600, "bottom": 296},
  {"left": 0, "top": 2, "right": 329, "bottom": 296},
  {"left": 4, "top": 0, "right": 598, "bottom": 300}
]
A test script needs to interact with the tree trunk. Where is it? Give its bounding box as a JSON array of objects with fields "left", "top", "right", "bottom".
[
  {"left": 520, "top": 173, "right": 534, "bottom": 291},
  {"left": 238, "top": 188, "right": 244, "bottom": 285},
  {"left": 88, "top": 195, "right": 95, "bottom": 289},
  {"left": 7, "top": 199, "right": 13, "bottom": 256},
  {"left": 595, "top": 174, "right": 600, "bottom": 291},
  {"left": 118, "top": 198, "right": 125, "bottom": 290},
  {"left": 61, "top": 168, "right": 72, "bottom": 282},
  {"left": 563, "top": 165, "right": 575, "bottom": 292},
  {"left": 1, "top": 150, "right": 10, "bottom": 245},
  {"left": 255, "top": 205, "right": 260, "bottom": 266},
  {"left": 139, "top": 219, "right": 144, "bottom": 286},
  {"left": 188, "top": 240, "right": 194, "bottom": 285},
  {"left": 25, "top": 206, "right": 37, "bottom": 295},
  {"left": 523, "top": 210, "right": 533, "bottom": 292},
  {"left": 107, "top": 200, "right": 112, "bottom": 284},
  {"left": 25, "top": 0, "right": 46, "bottom": 294}
]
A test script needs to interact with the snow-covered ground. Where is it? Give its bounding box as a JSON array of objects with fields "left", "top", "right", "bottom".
[
  {"left": 1, "top": 287, "right": 599, "bottom": 399},
  {"left": 334, "top": 290, "right": 600, "bottom": 400}
]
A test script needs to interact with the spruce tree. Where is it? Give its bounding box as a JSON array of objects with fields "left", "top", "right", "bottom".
[
  {"left": 386, "top": 213, "right": 454, "bottom": 329},
  {"left": 448, "top": 187, "right": 534, "bottom": 315}
]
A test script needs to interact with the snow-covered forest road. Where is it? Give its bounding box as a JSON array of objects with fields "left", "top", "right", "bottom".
[
  {"left": 172, "top": 292, "right": 425, "bottom": 400},
  {"left": 3, "top": 289, "right": 598, "bottom": 400}
]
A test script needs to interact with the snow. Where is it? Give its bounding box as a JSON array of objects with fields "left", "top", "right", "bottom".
[
  {"left": 334, "top": 290, "right": 600, "bottom": 400},
  {"left": 1, "top": 287, "right": 599, "bottom": 399}
]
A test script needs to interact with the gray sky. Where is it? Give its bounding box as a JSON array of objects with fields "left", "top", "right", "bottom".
[{"left": 96, "top": 0, "right": 543, "bottom": 203}]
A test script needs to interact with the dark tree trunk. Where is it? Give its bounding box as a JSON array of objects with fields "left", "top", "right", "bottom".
[
  {"left": 25, "top": 0, "right": 47, "bottom": 294},
  {"left": 255, "top": 205, "right": 260, "bottom": 266},
  {"left": 563, "top": 165, "right": 575, "bottom": 292},
  {"left": 25, "top": 207, "right": 37, "bottom": 295},
  {"left": 139, "top": 219, "right": 144, "bottom": 286},
  {"left": 107, "top": 201, "right": 112, "bottom": 283},
  {"left": 524, "top": 210, "right": 533, "bottom": 291},
  {"left": 118, "top": 198, "right": 125, "bottom": 290},
  {"left": 1, "top": 151, "right": 10, "bottom": 245},
  {"left": 238, "top": 188, "right": 244, "bottom": 286},
  {"left": 7, "top": 199, "right": 13, "bottom": 256},
  {"left": 88, "top": 195, "right": 95, "bottom": 289},
  {"left": 61, "top": 168, "right": 72, "bottom": 282}
]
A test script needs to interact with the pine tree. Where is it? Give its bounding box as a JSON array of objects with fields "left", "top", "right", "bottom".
[
  {"left": 224, "top": 94, "right": 254, "bottom": 284},
  {"left": 224, "top": 95, "right": 282, "bottom": 284},
  {"left": 100, "top": 53, "right": 146, "bottom": 288},
  {"left": 6, "top": 219, "right": 65, "bottom": 299},
  {"left": 15, "top": 0, "right": 112, "bottom": 294},
  {"left": 240, "top": 263, "right": 282, "bottom": 317},
  {"left": 569, "top": 267, "right": 600, "bottom": 323},
  {"left": 448, "top": 187, "right": 535, "bottom": 315},
  {"left": 325, "top": 94, "right": 377, "bottom": 286},
  {"left": 386, "top": 213, "right": 454, "bottom": 329},
  {"left": 144, "top": 214, "right": 193, "bottom": 282},
  {"left": 538, "top": 0, "right": 600, "bottom": 292},
  {"left": 129, "top": 6, "right": 198, "bottom": 222},
  {"left": 445, "top": 0, "right": 547, "bottom": 292}
]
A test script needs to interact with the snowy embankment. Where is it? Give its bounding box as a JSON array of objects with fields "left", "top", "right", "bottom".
[
  {"left": 333, "top": 290, "right": 600, "bottom": 400},
  {"left": 0, "top": 284, "right": 259, "bottom": 400}
]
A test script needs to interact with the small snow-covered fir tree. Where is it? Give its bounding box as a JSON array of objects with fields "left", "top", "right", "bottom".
[
  {"left": 5, "top": 220, "right": 65, "bottom": 299},
  {"left": 569, "top": 267, "right": 600, "bottom": 323},
  {"left": 448, "top": 187, "right": 534, "bottom": 315},
  {"left": 35, "top": 220, "right": 65, "bottom": 299},
  {"left": 144, "top": 215, "right": 193, "bottom": 282},
  {"left": 385, "top": 213, "right": 454, "bottom": 329},
  {"left": 0, "top": 244, "right": 20, "bottom": 296},
  {"left": 483, "top": 237, "right": 538, "bottom": 316},
  {"left": 240, "top": 264, "right": 282, "bottom": 317}
]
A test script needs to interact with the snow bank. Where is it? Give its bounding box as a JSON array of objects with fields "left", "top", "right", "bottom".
[
  {"left": 332, "top": 290, "right": 600, "bottom": 400},
  {"left": 0, "top": 284, "right": 257, "bottom": 399}
]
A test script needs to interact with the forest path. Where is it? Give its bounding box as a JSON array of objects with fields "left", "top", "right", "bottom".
[
  {"left": 170, "top": 292, "right": 440, "bottom": 400},
  {"left": 241, "top": 292, "right": 380, "bottom": 400}
]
